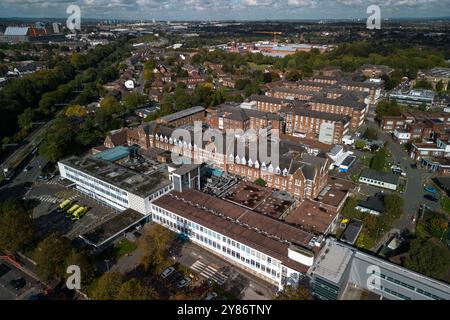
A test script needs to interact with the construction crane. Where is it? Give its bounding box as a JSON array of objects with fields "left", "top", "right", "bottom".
[{"left": 253, "top": 31, "right": 283, "bottom": 42}]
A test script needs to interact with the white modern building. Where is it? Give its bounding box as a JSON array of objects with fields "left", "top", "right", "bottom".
[
  {"left": 58, "top": 156, "right": 173, "bottom": 214},
  {"left": 359, "top": 168, "right": 400, "bottom": 191},
  {"left": 309, "top": 238, "right": 450, "bottom": 300},
  {"left": 151, "top": 188, "right": 318, "bottom": 289}
]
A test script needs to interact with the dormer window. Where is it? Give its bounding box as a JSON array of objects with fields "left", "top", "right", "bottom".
[
  {"left": 254, "top": 160, "right": 260, "bottom": 169},
  {"left": 261, "top": 162, "right": 267, "bottom": 171}
]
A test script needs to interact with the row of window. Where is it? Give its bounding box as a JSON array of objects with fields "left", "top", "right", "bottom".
[
  {"left": 152, "top": 206, "right": 281, "bottom": 267},
  {"left": 65, "top": 170, "right": 128, "bottom": 205},
  {"left": 379, "top": 273, "right": 443, "bottom": 300},
  {"left": 64, "top": 166, "right": 127, "bottom": 197}
]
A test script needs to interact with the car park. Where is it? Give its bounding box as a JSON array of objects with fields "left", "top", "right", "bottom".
[{"left": 160, "top": 266, "right": 175, "bottom": 279}]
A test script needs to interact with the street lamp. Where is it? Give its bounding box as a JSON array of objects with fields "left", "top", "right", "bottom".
[{"left": 104, "top": 259, "right": 110, "bottom": 272}]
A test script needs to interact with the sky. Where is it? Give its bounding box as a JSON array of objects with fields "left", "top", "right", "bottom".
[{"left": 0, "top": 0, "right": 449, "bottom": 21}]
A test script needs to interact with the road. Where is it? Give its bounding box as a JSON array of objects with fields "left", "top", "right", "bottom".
[
  {"left": 369, "top": 123, "right": 427, "bottom": 232},
  {"left": 0, "top": 154, "right": 47, "bottom": 202}
]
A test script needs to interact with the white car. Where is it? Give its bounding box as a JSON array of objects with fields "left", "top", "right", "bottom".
[
  {"left": 160, "top": 266, "right": 175, "bottom": 279},
  {"left": 176, "top": 276, "right": 192, "bottom": 289},
  {"left": 205, "top": 292, "right": 218, "bottom": 300}
]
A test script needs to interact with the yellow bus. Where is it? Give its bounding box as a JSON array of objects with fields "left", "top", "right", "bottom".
[
  {"left": 67, "top": 204, "right": 80, "bottom": 215},
  {"left": 59, "top": 199, "right": 71, "bottom": 210},
  {"left": 71, "top": 206, "right": 88, "bottom": 220}
]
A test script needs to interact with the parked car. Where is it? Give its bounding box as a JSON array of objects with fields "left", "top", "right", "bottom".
[
  {"left": 410, "top": 163, "right": 417, "bottom": 169},
  {"left": 177, "top": 276, "right": 192, "bottom": 289},
  {"left": 424, "top": 194, "right": 438, "bottom": 202},
  {"left": 205, "top": 292, "right": 218, "bottom": 300},
  {"left": 424, "top": 186, "right": 437, "bottom": 194},
  {"left": 169, "top": 272, "right": 184, "bottom": 284},
  {"left": 23, "top": 165, "right": 32, "bottom": 172},
  {"left": 160, "top": 266, "right": 175, "bottom": 279},
  {"left": 10, "top": 278, "right": 26, "bottom": 290}
]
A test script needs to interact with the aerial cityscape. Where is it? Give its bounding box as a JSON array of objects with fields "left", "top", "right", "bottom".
[{"left": 0, "top": 0, "right": 449, "bottom": 306}]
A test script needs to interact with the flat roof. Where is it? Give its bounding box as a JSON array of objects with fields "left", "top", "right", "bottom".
[
  {"left": 60, "top": 156, "right": 172, "bottom": 198},
  {"left": 153, "top": 189, "right": 315, "bottom": 272},
  {"left": 308, "top": 238, "right": 354, "bottom": 284},
  {"left": 285, "top": 200, "right": 338, "bottom": 234},
  {"left": 80, "top": 209, "right": 146, "bottom": 247}
]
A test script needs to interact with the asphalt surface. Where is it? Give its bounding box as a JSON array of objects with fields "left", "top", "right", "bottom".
[
  {"left": 0, "top": 260, "right": 43, "bottom": 300},
  {"left": 369, "top": 123, "right": 437, "bottom": 232},
  {"left": 0, "top": 154, "right": 46, "bottom": 202}
]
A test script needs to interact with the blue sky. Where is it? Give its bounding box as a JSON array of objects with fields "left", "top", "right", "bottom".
[{"left": 0, "top": 0, "right": 449, "bottom": 20}]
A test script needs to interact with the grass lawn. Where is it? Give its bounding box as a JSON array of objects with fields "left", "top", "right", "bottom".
[
  {"left": 440, "top": 196, "right": 450, "bottom": 214},
  {"left": 247, "top": 62, "right": 272, "bottom": 70},
  {"left": 99, "top": 239, "right": 138, "bottom": 261}
]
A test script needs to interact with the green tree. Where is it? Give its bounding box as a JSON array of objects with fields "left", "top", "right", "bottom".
[
  {"left": 65, "top": 249, "right": 97, "bottom": 287},
  {"left": 354, "top": 140, "right": 366, "bottom": 150},
  {"left": 0, "top": 198, "right": 36, "bottom": 253},
  {"left": 123, "top": 92, "right": 148, "bottom": 111},
  {"left": 275, "top": 286, "right": 313, "bottom": 300},
  {"left": 90, "top": 271, "right": 124, "bottom": 300},
  {"left": 116, "top": 279, "right": 157, "bottom": 300},
  {"left": 65, "top": 104, "right": 87, "bottom": 118},
  {"left": 254, "top": 178, "right": 267, "bottom": 187},
  {"left": 341, "top": 197, "right": 362, "bottom": 219},
  {"left": 160, "top": 94, "right": 174, "bottom": 116},
  {"left": 34, "top": 233, "right": 71, "bottom": 281},
  {"left": 138, "top": 225, "right": 175, "bottom": 271},
  {"left": 362, "top": 127, "right": 378, "bottom": 141},
  {"left": 17, "top": 108, "right": 35, "bottom": 131},
  {"left": 370, "top": 147, "right": 387, "bottom": 171},
  {"left": 39, "top": 117, "right": 76, "bottom": 163},
  {"left": 404, "top": 238, "right": 450, "bottom": 280}
]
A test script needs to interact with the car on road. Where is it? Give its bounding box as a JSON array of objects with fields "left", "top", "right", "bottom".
[
  {"left": 424, "top": 194, "right": 438, "bottom": 202},
  {"left": 177, "top": 276, "right": 192, "bottom": 289},
  {"left": 23, "top": 165, "right": 32, "bottom": 172},
  {"left": 10, "top": 278, "right": 26, "bottom": 290},
  {"left": 424, "top": 186, "right": 437, "bottom": 194},
  {"left": 410, "top": 163, "right": 417, "bottom": 169},
  {"left": 160, "top": 266, "right": 175, "bottom": 279}
]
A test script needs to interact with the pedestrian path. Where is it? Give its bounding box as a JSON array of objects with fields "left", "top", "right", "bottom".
[
  {"left": 27, "top": 194, "right": 78, "bottom": 204},
  {"left": 190, "top": 260, "right": 228, "bottom": 285}
]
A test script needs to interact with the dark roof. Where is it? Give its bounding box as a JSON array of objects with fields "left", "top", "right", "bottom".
[
  {"left": 357, "top": 193, "right": 385, "bottom": 213},
  {"left": 360, "top": 168, "right": 400, "bottom": 185},
  {"left": 341, "top": 219, "right": 363, "bottom": 245},
  {"left": 80, "top": 209, "right": 146, "bottom": 247},
  {"left": 311, "top": 94, "right": 366, "bottom": 110}
]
